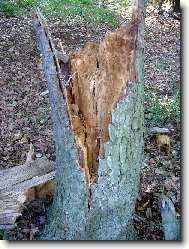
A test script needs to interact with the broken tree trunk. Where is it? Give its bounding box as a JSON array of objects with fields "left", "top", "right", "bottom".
[
  {"left": 33, "top": 0, "right": 145, "bottom": 240},
  {"left": 0, "top": 158, "right": 55, "bottom": 229}
]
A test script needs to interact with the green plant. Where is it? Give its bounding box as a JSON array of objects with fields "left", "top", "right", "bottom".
[
  {"left": 144, "top": 91, "right": 180, "bottom": 127},
  {"left": 0, "top": 0, "right": 119, "bottom": 27},
  {"left": 0, "top": 229, "right": 11, "bottom": 240},
  {"left": 158, "top": 56, "right": 170, "bottom": 71},
  {"left": 0, "top": 1, "right": 16, "bottom": 15},
  {"left": 111, "top": 0, "right": 132, "bottom": 13},
  {"left": 42, "top": 0, "right": 119, "bottom": 26},
  {"left": 0, "top": 0, "right": 39, "bottom": 15},
  {"left": 81, "top": 6, "right": 119, "bottom": 26}
]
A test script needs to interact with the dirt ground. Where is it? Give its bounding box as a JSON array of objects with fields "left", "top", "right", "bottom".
[{"left": 0, "top": 6, "right": 180, "bottom": 240}]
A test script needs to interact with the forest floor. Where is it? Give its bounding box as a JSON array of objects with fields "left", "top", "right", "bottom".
[{"left": 0, "top": 5, "right": 180, "bottom": 240}]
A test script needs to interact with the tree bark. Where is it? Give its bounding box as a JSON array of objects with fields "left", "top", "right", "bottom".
[
  {"left": 159, "top": 194, "right": 180, "bottom": 240},
  {"left": 172, "top": 0, "right": 180, "bottom": 13},
  {"left": 33, "top": 0, "right": 146, "bottom": 240}
]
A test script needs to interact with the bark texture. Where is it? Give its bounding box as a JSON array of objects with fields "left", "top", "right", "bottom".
[
  {"left": 159, "top": 194, "right": 180, "bottom": 240},
  {"left": 33, "top": 0, "right": 146, "bottom": 240}
]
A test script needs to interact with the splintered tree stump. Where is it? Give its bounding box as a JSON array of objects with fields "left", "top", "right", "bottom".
[
  {"left": 57, "top": 30, "right": 135, "bottom": 211},
  {"left": 63, "top": 29, "right": 133, "bottom": 186},
  {"left": 33, "top": 1, "right": 145, "bottom": 240}
]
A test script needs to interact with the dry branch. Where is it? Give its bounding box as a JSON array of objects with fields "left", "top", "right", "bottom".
[
  {"left": 0, "top": 158, "right": 55, "bottom": 229},
  {"left": 147, "top": 127, "right": 172, "bottom": 135}
]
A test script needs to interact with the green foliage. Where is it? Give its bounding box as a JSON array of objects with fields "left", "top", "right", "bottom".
[
  {"left": 0, "top": 0, "right": 119, "bottom": 27},
  {"left": 0, "top": 0, "right": 39, "bottom": 15},
  {"left": 0, "top": 229, "right": 11, "bottom": 240},
  {"left": 0, "top": 1, "right": 18, "bottom": 15},
  {"left": 146, "top": 0, "right": 159, "bottom": 4},
  {"left": 108, "top": 0, "right": 132, "bottom": 14},
  {"left": 41, "top": 0, "right": 119, "bottom": 26},
  {"left": 144, "top": 91, "right": 180, "bottom": 127},
  {"left": 81, "top": 6, "right": 119, "bottom": 26}
]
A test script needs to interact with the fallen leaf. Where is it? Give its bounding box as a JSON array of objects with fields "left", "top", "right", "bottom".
[
  {"left": 156, "top": 135, "right": 171, "bottom": 155},
  {"left": 20, "top": 134, "right": 30, "bottom": 144},
  {"left": 146, "top": 207, "right": 152, "bottom": 219},
  {"left": 26, "top": 143, "right": 35, "bottom": 162},
  {"left": 40, "top": 89, "right": 49, "bottom": 96}
]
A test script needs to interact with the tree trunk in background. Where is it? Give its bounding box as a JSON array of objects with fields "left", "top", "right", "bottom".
[
  {"left": 172, "top": 0, "right": 180, "bottom": 12},
  {"left": 33, "top": 0, "right": 146, "bottom": 240}
]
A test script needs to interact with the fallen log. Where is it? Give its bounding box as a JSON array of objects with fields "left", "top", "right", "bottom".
[
  {"left": 147, "top": 127, "right": 172, "bottom": 135},
  {"left": 0, "top": 158, "right": 55, "bottom": 229}
]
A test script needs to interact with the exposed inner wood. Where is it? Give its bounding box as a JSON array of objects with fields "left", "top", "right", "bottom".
[{"left": 60, "top": 27, "right": 135, "bottom": 185}]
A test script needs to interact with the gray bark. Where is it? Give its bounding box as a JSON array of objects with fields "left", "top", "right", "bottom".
[
  {"left": 33, "top": 0, "right": 146, "bottom": 240},
  {"left": 159, "top": 194, "right": 180, "bottom": 240}
]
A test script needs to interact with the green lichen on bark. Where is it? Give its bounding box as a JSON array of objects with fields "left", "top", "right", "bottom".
[
  {"left": 38, "top": 81, "right": 144, "bottom": 240},
  {"left": 38, "top": 110, "right": 89, "bottom": 240},
  {"left": 87, "top": 82, "right": 144, "bottom": 240}
]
